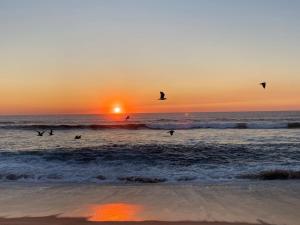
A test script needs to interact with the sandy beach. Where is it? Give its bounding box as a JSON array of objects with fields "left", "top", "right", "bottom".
[{"left": 0, "top": 181, "right": 299, "bottom": 225}]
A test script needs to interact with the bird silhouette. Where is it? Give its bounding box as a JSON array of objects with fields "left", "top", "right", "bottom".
[
  {"left": 36, "top": 131, "right": 45, "bottom": 136},
  {"left": 260, "top": 82, "right": 266, "bottom": 89},
  {"left": 125, "top": 115, "right": 130, "bottom": 120},
  {"left": 168, "top": 130, "right": 175, "bottom": 136},
  {"left": 159, "top": 91, "right": 167, "bottom": 100},
  {"left": 74, "top": 135, "right": 81, "bottom": 140},
  {"left": 49, "top": 129, "right": 54, "bottom": 136}
]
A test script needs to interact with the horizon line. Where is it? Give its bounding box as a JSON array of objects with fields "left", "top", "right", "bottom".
[{"left": 1, "top": 109, "right": 300, "bottom": 117}]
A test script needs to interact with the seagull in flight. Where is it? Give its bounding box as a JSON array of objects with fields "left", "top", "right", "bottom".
[
  {"left": 36, "top": 131, "right": 45, "bottom": 136},
  {"left": 168, "top": 130, "right": 175, "bottom": 136},
  {"left": 49, "top": 129, "right": 54, "bottom": 136},
  {"left": 159, "top": 91, "right": 167, "bottom": 100},
  {"left": 260, "top": 82, "right": 266, "bottom": 89},
  {"left": 74, "top": 135, "right": 81, "bottom": 140}
]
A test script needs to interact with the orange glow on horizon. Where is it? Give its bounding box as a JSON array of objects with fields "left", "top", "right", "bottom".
[
  {"left": 2, "top": 81, "right": 300, "bottom": 115},
  {"left": 88, "top": 203, "right": 143, "bottom": 221}
]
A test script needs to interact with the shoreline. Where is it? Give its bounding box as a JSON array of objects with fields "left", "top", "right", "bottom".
[
  {"left": 0, "top": 216, "right": 272, "bottom": 225},
  {"left": 0, "top": 178, "right": 299, "bottom": 187}
]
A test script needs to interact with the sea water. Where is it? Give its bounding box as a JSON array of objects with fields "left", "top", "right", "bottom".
[{"left": 0, "top": 111, "right": 300, "bottom": 184}]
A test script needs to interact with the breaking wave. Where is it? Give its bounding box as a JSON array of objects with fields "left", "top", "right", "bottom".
[
  {"left": 0, "top": 143, "right": 300, "bottom": 184},
  {"left": 238, "top": 170, "right": 300, "bottom": 180},
  {"left": 1, "top": 122, "right": 300, "bottom": 130}
]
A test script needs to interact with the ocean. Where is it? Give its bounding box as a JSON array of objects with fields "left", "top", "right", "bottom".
[{"left": 0, "top": 111, "right": 300, "bottom": 184}]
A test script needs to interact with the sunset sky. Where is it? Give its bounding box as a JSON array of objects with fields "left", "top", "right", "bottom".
[{"left": 1, "top": 0, "right": 300, "bottom": 115}]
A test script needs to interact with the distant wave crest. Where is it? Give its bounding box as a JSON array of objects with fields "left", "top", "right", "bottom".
[
  {"left": 1, "top": 122, "right": 300, "bottom": 130},
  {"left": 0, "top": 123, "right": 148, "bottom": 130}
]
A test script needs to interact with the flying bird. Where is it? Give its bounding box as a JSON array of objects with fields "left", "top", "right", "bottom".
[
  {"left": 49, "top": 129, "right": 54, "bottom": 136},
  {"left": 125, "top": 115, "right": 130, "bottom": 121},
  {"left": 168, "top": 130, "right": 175, "bottom": 136},
  {"left": 74, "top": 135, "right": 81, "bottom": 140},
  {"left": 260, "top": 82, "right": 266, "bottom": 89},
  {"left": 36, "top": 131, "right": 45, "bottom": 136},
  {"left": 159, "top": 91, "right": 167, "bottom": 100}
]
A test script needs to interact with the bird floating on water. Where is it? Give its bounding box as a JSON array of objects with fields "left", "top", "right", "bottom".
[
  {"left": 260, "top": 82, "right": 266, "bottom": 89},
  {"left": 74, "top": 135, "right": 81, "bottom": 140},
  {"left": 125, "top": 115, "right": 130, "bottom": 120},
  {"left": 159, "top": 91, "right": 167, "bottom": 100},
  {"left": 36, "top": 131, "right": 45, "bottom": 136},
  {"left": 168, "top": 130, "right": 175, "bottom": 136}
]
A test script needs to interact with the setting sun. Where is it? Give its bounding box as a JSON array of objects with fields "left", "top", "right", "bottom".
[{"left": 113, "top": 106, "right": 121, "bottom": 114}]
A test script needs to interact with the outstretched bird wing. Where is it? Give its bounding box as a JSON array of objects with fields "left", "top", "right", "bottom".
[{"left": 260, "top": 82, "right": 266, "bottom": 89}]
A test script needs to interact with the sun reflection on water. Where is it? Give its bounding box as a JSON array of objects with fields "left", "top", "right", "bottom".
[{"left": 88, "top": 203, "right": 143, "bottom": 221}]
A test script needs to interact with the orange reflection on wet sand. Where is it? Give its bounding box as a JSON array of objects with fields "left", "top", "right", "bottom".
[{"left": 88, "top": 203, "right": 143, "bottom": 221}]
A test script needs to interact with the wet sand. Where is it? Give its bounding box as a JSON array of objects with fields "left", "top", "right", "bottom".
[
  {"left": 0, "top": 181, "right": 299, "bottom": 225},
  {"left": 0, "top": 216, "right": 270, "bottom": 225}
]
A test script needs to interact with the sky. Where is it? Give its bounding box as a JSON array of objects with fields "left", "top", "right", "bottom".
[{"left": 0, "top": 0, "right": 300, "bottom": 115}]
